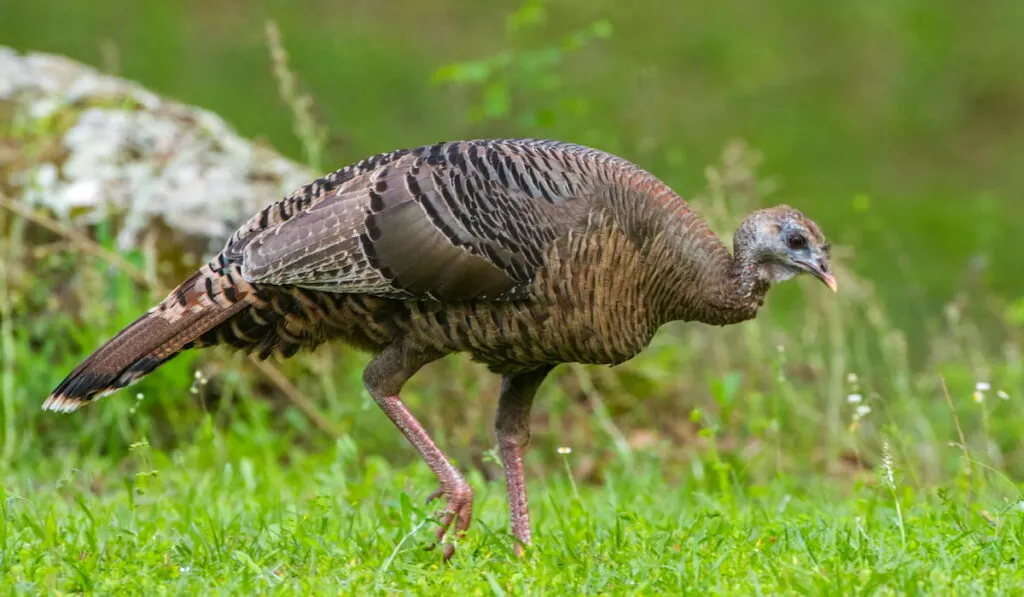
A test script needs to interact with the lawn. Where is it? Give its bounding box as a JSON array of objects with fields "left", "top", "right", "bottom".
[{"left": 4, "top": 427, "right": 1021, "bottom": 595}]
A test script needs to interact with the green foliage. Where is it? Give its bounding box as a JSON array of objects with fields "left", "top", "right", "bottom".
[{"left": 432, "top": 0, "right": 612, "bottom": 143}]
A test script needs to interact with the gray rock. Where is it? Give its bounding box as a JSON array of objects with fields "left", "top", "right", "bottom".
[{"left": 0, "top": 45, "right": 313, "bottom": 259}]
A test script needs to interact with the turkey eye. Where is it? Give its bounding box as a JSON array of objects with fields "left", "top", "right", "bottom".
[{"left": 786, "top": 234, "right": 807, "bottom": 250}]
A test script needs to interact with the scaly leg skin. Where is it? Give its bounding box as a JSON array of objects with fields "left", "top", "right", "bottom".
[
  {"left": 374, "top": 393, "right": 473, "bottom": 560},
  {"left": 363, "top": 343, "right": 470, "bottom": 561},
  {"left": 494, "top": 366, "right": 553, "bottom": 557}
]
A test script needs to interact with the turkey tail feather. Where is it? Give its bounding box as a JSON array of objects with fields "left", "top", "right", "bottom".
[{"left": 44, "top": 264, "right": 251, "bottom": 413}]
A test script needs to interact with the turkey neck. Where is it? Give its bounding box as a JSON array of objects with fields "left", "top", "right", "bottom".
[
  {"left": 597, "top": 171, "right": 770, "bottom": 328},
  {"left": 715, "top": 235, "right": 773, "bottom": 324}
]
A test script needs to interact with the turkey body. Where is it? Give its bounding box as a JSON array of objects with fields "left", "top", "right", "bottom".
[
  {"left": 46, "top": 138, "right": 835, "bottom": 560},
  {"left": 182, "top": 138, "right": 749, "bottom": 376}
]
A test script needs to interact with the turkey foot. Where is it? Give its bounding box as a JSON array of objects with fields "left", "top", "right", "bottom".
[{"left": 423, "top": 480, "right": 474, "bottom": 559}]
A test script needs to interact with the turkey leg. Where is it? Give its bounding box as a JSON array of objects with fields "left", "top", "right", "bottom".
[
  {"left": 495, "top": 365, "right": 553, "bottom": 557},
  {"left": 363, "top": 343, "right": 471, "bottom": 560}
]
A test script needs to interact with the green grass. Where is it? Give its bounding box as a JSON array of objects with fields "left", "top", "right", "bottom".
[{"left": 3, "top": 430, "right": 1021, "bottom": 595}]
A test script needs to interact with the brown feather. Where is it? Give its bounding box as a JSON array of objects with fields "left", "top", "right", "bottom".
[{"left": 43, "top": 265, "right": 251, "bottom": 411}]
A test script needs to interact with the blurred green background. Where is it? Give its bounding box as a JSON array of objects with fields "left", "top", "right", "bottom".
[{"left": 5, "top": 0, "right": 1023, "bottom": 345}]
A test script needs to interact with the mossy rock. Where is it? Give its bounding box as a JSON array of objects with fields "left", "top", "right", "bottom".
[{"left": 0, "top": 45, "right": 313, "bottom": 284}]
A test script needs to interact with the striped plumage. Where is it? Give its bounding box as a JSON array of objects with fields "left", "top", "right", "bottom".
[{"left": 45, "top": 138, "right": 837, "bottom": 559}]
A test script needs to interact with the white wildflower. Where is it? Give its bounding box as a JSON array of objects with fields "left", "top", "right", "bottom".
[
  {"left": 975, "top": 381, "right": 991, "bottom": 392},
  {"left": 848, "top": 398, "right": 873, "bottom": 429},
  {"left": 997, "top": 390, "right": 1009, "bottom": 400},
  {"left": 556, "top": 446, "right": 572, "bottom": 455},
  {"left": 190, "top": 369, "right": 209, "bottom": 395},
  {"left": 846, "top": 372, "right": 859, "bottom": 385},
  {"left": 972, "top": 391, "right": 984, "bottom": 404}
]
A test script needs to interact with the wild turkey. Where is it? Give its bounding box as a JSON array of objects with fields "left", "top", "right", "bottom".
[{"left": 45, "top": 138, "right": 837, "bottom": 559}]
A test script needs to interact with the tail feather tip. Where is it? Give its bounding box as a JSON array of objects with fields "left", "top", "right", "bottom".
[{"left": 41, "top": 394, "right": 88, "bottom": 413}]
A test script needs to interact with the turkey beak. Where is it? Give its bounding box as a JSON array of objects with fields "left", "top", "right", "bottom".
[
  {"left": 798, "top": 256, "right": 838, "bottom": 292},
  {"left": 819, "top": 269, "right": 839, "bottom": 293}
]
